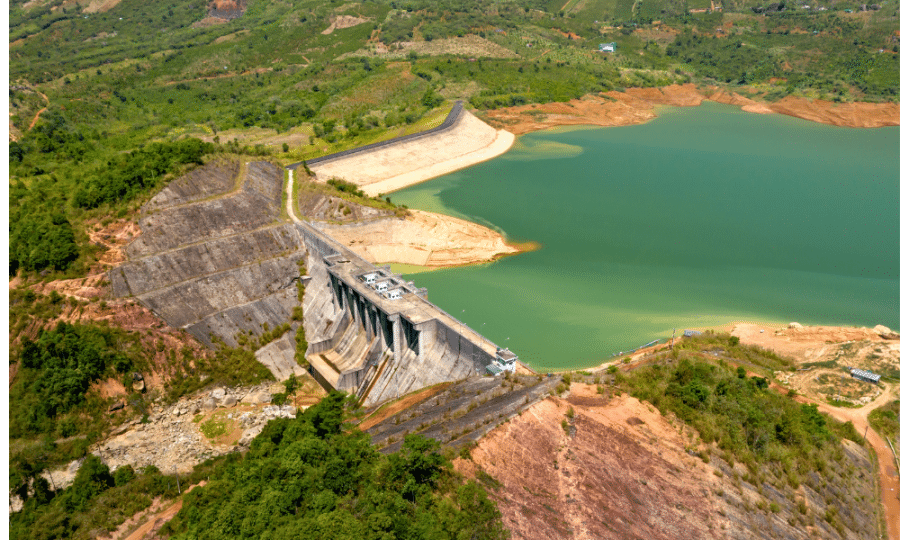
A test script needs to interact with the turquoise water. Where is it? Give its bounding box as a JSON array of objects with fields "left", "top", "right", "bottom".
[{"left": 391, "top": 103, "right": 900, "bottom": 371}]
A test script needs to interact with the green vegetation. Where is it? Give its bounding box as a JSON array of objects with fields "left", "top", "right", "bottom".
[
  {"left": 7, "top": 313, "right": 272, "bottom": 492},
  {"left": 11, "top": 322, "right": 141, "bottom": 439},
  {"left": 676, "top": 331, "right": 793, "bottom": 374},
  {"left": 619, "top": 349, "right": 865, "bottom": 486},
  {"left": 271, "top": 373, "right": 301, "bottom": 405},
  {"left": 71, "top": 138, "right": 213, "bottom": 209},
  {"left": 7, "top": 0, "right": 898, "bottom": 534},
  {"left": 8, "top": 320, "right": 153, "bottom": 483},
  {"left": 868, "top": 400, "right": 900, "bottom": 441},
  {"left": 163, "top": 344, "right": 274, "bottom": 402},
  {"left": 200, "top": 416, "right": 231, "bottom": 439},
  {"left": 162, "top": 392, "right": 509, "bottom": 539},
  {"left": 10, "top": 453, "right": 229, "bottom": 540},
  {"left": 294, "top": 262, "right": 310, "bottom": 369},
  {"left": 10, "top": 126, "right": 217, "bottom": 276}
]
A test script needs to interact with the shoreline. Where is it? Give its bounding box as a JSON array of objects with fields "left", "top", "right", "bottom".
[
  {"left": 314, "top": 208, "right": 533, "bottom": 270},
  {"left": 567, "top": 320, "right": 899, "bottom": 374},
  {"left": 484, "top": 84, "right": 900, "bottom": 135}
]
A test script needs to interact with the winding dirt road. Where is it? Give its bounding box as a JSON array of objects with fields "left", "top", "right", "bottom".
[{"left": 816, "top": 388, "right": 899, "bottom": 540}]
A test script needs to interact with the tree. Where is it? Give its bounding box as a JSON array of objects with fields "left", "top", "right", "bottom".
[{"left": 59, "top": 455, "right": 113, "bottom": 511}]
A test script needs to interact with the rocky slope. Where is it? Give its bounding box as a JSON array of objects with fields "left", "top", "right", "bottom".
[{"left": 455, "top": 383, "right": 880, "bottom": 540}]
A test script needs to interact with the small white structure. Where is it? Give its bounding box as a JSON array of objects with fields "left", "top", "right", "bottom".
[
  {"left": 486, "top": 347, "right": 517, "bottom": 376},
  {"left": 363, "top": 273, "right": 379, "bottom": 285},
  {"left": 375, "top": 281, "right": 390, "bottom": 293},
  {"left": 386, "top": 289, "right": 403, "bottom": 300},
  {"left": 850, "top": 368, "right": 881, "bottom": 384},
  {"left": 599, "top": 42, "right": 617, "bottom": 53}
]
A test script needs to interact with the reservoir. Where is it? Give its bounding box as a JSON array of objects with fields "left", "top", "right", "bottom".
[{"left": 390, "top": 103, "right": 900, "bottom": 371}]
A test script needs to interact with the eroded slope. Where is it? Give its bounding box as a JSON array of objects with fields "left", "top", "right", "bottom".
[{"left": 456, "top": 383, "right": 879, "bottom": 540}]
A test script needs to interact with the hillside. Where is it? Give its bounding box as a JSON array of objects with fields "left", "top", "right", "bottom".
[{"left": 8, "top": 0, "right": 899, "bottom": 538}]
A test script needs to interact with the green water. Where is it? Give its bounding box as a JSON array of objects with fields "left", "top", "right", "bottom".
[{"left": 391, "top": 103, "right": 900, "bottom": 371}]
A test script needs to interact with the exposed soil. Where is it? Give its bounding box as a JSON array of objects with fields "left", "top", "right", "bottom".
[
  {"left": 814, "top": 391, "right": 900, "bottom": 540},
  {"left": 456, "top": 387, "right": 725, "bottom": 540},
  {"left": 9, "top": 218, "right": 208, "bottom": 397},
  {"left": 321, "top": 15, "right": 370, "bottom": 35},
  {"left": 89, "top": 220, "right": 142, "bottom": 268},
  {"left": 343, "top": 35, "right": 518, "bottom": 60},
  {"left": 12, "top": 292, "right": 209, "bottom": 394},
  {"left": 316, "top": 209, "right": 525, "bottom": 268},
  {"left": 457, "top": 383, "right": 881, "bottom": 540},
  {"left": 730, "top": 323, "right": 900, "bottom": 402},
  {"left": 288, "top": 169, "right": 523, "bottom": 269},
  {"left": 727, "top": 322, "right": 900, "bottom": 540},
  {"left": 358, "top": 382, "right": 450, "bottom": 431},
  {"left": 484, "top": 84, "right": 900, "bottom": 134},
  {"left": 82, "top": 0, "right": 123, "bottom": 13},
  {"left": 766, "top": 96, "right": 900, "bottom": 128},
  {"left": 102, "top": 481, "right": 205, "bottom": 540},
  {"left": 27, "top": 106, "right": 48, "bottom": 130}
]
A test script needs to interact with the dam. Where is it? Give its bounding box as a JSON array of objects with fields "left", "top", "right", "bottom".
[
  {"left": 297, "top": 219, "right": 517, "bottom": 404},
  {"left": 110, "top": 157, "right": 517, "bottom": 406}
]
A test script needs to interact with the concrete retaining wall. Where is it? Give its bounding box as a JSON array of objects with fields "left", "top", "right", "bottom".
[
  {"left": 112, "top": 225, "right": 302, "bottom": 297},
  {"left": 143, "top": 161, "right": 239, "bottom": 213},
  {"left": 112, "top": 160, "right": 308, "bottom": 381},
  {"left": 186, "top": 288, "right": 300, "bottom": 348},
  {"left": 139, "top": 254, "right": 302, "bottom": 329},
  {"left": 126, "top": 161, "right": 285, "bottom": 259}
]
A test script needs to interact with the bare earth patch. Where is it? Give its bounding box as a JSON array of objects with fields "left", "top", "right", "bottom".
[
  {"left": 83, "top": 0, "right": 122, "bottom": 14},
  {"left": 343, "top": 35, "right": 518, "bottom": 60},
  {"left": 458, "top": 382, "right": 883, "bottom": 540},
  {"left": 316, "top": 209, "right": 525, "bottom": 268},
  {"left": 456, "top": 384, "right": 726, "bottom": 540},
  {"left": 321, "top": 15, "right": 370, "bottom": 35}
]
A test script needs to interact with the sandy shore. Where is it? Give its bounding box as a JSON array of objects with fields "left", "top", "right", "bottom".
[
  {"left": 315, "top": 209, "right": 525, "bottom": 268},
  {"left": 485, "top": 84, "right": 900, "bottom": 134}
]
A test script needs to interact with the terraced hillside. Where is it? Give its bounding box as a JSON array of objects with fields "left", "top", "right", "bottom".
[{"left": 110, "top": 159, "right": 307, "bottom": 380}]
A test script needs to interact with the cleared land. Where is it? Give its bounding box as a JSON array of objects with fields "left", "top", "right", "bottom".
[{"left": 316, "top": 209, "right": 522, "bottom": 268}]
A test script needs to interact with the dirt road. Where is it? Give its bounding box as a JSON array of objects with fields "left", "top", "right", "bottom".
[{"left": 818, "top": 389, "right": 899, "bottom": 540}]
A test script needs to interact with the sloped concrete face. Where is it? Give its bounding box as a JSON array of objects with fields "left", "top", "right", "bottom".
[
  {"left": 142, "top": 160, "right": 239, "bottom": 213},
  {"left": 111, "top": 160, "right": 308, "bottom": 381},
  {"left": 112, "top": 225, "right": 303, "bottom": 298},
  {"left": 255, "top": 332, "right": 306, "bottom": 381}
]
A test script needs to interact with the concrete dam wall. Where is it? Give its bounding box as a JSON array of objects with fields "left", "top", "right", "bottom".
[
  {"left": 295, "top": 222, "right": 516, "bottom": 406},
  {"left": 112, "top": 159, "right": 516, "bottom": 404}
]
